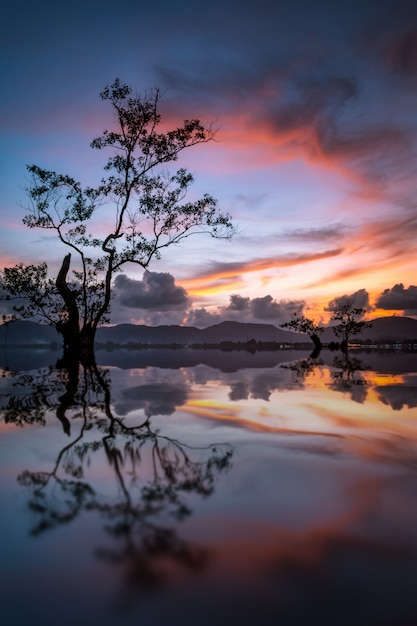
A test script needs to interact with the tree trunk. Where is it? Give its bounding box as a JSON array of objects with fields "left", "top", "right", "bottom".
[
  {"left": 77, "top": 325, "right": 96, "bottom": 366},
  {"left": 308, "top": 333, "right": 322, "bottom": 359},
  {"left": 55, "top": 254, "right": 96, "bottom": 366},
  {"left": 55, "top": 254, "right": 79, "bottom": 345},
  {"left": 310, "top": 333, "right": 322, "bottom": 350},
  {"left": 56, "top": 324, "right": 96, "bottom": 367}
]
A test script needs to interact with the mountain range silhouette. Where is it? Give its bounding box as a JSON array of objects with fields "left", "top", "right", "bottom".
[{"left": 1, "top": 317, "right": 416, "bottom": 346}]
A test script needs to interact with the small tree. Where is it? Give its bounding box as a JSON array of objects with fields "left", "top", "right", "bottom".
[
  {"left": 1, "top": 79, "right": 235, "bottom": 363},
  {"left": 329, "top": 303, "right": 372, "bottom": 351},
  {"left": 281, "top": 313, "right": 323, "bottom": 351}
]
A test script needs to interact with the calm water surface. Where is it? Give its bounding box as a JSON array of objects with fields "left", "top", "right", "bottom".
[{"left": 1, "top": 348, "right": 417, "bottom": 625}]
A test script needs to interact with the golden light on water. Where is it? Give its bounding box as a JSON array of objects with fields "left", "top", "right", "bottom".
[{"left": 179, "top": 363, "right": 417, "bottom": 443}]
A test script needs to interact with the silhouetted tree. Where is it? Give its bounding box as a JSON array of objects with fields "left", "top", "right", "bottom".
[
  {"left": 329, "top": 303, "right": 372, "bottom": 351},
  {"left": 0, "top": 79, "right": 235, "bottom": 364},
  {"left": 281, "top": 313, "right": 324, "bottom": 352}
]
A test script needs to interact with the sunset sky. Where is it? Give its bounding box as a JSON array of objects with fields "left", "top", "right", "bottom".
[{"left": 1, "top": 0, "right": 417, "bottom": 326}]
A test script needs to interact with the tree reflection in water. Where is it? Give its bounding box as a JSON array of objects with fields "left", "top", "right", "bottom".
[
  {"left": 280, "top": 355, "right": 324, "bottom": 384},
  {"left": 2, "top": 360, "right": 233, "bottom": 587},
  {"left": 280, "top": 352, "right": 369, "bottom": 402},
  {"left": 329, "top": 354, "right": 369, "bottom": 403}
]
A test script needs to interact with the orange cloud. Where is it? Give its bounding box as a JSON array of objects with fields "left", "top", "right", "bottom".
[
  {"left": 297, "top": 210, "right": 417, "bottom": 304},
  {"left": 181, "top": 248, "right": 343, "bottom": 296}
]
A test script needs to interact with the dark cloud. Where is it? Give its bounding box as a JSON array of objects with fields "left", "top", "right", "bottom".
[
  {"left": 186, "top": 294, "right": 305, "bottom": 328},
  {"left": 375, "top": 283, "right": 417, "bottom": 313},
  {"left": 249, "top": 295, "right": 304, "bottom": 320},
  {"left": 222, "top": 293, "right": 304, "bottom": 324},
  {"left": 227, "top": 294, "right": 250, "bottom": 312},
  {"left": 110, "top": 272, "right": 191, "bottom": 326},
  {"left": 185, "top": 308, "right": 221, "bottom": 328},
  {"left": 325, "top": 288, "right": 370, "bottom": 313},
  {"left": 281, "top": 224, "right": 350, "bottom": 243},
  {"left": 114, "top": 272, "right": 190, "bottom": 310}
]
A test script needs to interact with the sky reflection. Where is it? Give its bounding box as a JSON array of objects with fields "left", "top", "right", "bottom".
[{"left": 1, "top": 350, "right": 417, "bottom": 625}]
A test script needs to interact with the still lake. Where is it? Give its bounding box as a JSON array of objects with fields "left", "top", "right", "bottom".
[{"left": 1, "top": 347, "right": 417, "bottom": 625}]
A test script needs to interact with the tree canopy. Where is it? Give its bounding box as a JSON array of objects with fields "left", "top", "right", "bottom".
[
  {"left": 281, "top": 313, "right": 324, "bottom": 352},
  {"left": 1, "top": 79, "right": 235, "bottom": 362},
  {"left": 329, "top": 302, "right": 372, "bottom": 349}
]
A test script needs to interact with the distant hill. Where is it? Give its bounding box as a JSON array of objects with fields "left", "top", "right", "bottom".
[
  {"left": 1, "top": 316, "right": 416, "bottom": 347},
  {"left": 96, "top": 320, "right": 301, "bottom": 345},
  {"left": 0, "top": 319, "right": 302, "bottom": 346},
  {"left": 96, "top": 323, "right": 202, "bottom": 345},
  {"left": 189, "top": 321, "right": 301, "bottom": 344},
  {"left": 196, "top": 321, "right": 299, "bottom": 343},
  {"left": 358, "top": 316, "right": 417, "bottom": 342},
  {"left": 321, "top": 316, "right": 417, "bottom": 343},
  {"left": 0, "top": 320, "right": 60, "bottom": 345}
]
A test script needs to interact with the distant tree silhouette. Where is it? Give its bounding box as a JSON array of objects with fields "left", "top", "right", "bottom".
[
  {"left": 329, "top": 303, "right": 372, "bottom": 351},
  {"left": 0, "top": 79, "right": 235, "bottom": 364},
  {"left": 281, "top": 313, "right": 324, "bottom": 352}
]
